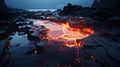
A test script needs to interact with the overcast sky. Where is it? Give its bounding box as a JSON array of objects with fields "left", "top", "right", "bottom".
[{"left": 5, "top": 0, "right": 94, "bottom": 9}]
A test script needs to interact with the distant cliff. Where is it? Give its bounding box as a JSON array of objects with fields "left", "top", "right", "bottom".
[{"left": 0, "top": 0, "right": 8, "bottom": 11}]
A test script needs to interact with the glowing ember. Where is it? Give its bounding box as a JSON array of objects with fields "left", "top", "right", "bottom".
[
  {"left": 33, "top": 20, "right": 94, "bottom": 48},
  {"left": 34, "top": 49, "right": 38, "bottom": 54}
]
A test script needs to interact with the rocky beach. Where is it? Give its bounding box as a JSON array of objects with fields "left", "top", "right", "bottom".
[{"left": 0, "top": 0, "right": 120, "bottom": 67}]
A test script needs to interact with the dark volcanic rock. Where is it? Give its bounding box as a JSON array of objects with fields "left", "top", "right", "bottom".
[
  {"left": 107, "top": 47, "right": 120, "bottom": 62},
  {"left": 27, "top": 25, "right": 49, "bottom": 41},
  {"left": 90, "top": 10, "right": 112, "bottom": 20},
  {"left": 92, "top": 0, "right": 100, "bottom": 9},
  {"left": 28, "top": 31, "right": 39, "bottom": 40},
  {"left": 92, "top": 0, "right": 120, "bottom": 15},
  {"left": 92, "top": 0, "right": 120, "bottom": 9},
  {"left": 36, "top": 39, "right": 48, "bottom": 50},
  {"left": 59, "top": 3, "right": 83, "bottom": 16},
  {"left": 6, "top": 24, "right": 18, "bottom": 34},
  {"left": 0, "top": 30, "right": 8, "bottom": 40},
  {"left": 0, "top": 0, "right": 8, "bottom": 11},
  {"left": 106, "top": 16, "right": 120, "bottom": 28}
]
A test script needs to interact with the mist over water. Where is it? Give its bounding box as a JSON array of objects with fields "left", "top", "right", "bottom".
[{"left": 26, "top": 9, "right": 57, "bottom": 12}]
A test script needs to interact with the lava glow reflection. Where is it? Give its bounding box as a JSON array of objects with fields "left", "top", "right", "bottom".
[{"left": 33, "top": 20, "right": 94, "bottom": 48}]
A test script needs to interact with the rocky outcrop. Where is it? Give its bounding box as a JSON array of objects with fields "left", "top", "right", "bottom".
[
  {"left": 59, "top": 3, "right": 83, "bottom": 16},
  {"left": 0, "top": 0, "right": 8, "bottom": 11},
  {"left": 92, "top": 0, "right": 120, "bottom": 16},
  {"left": 91, "top": 0, "right": 100, "bottom": 9}
]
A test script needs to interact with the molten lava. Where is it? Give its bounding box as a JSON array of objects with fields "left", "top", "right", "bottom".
[
  {"left": 60, "top": 22, "right": 94, "bottom": 48},
  {"left": 33, "top": 20, "right": 94, "bottom": 48}
]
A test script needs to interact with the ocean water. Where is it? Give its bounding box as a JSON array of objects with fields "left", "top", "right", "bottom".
[{"left": 26, "top": 9, "right": 57, "bottom": 12}]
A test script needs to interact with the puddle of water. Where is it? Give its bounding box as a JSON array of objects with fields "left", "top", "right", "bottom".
[{"left": 10, "top": 32, "right": 29, "bottom": 47}]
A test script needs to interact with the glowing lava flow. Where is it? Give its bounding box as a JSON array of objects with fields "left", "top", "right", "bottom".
[
  {"left": 33, "top": 20, "right": 94, "bottom": 48},
  {"left": 60, "top": 22, "right": 94, "bottom": 48}
]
